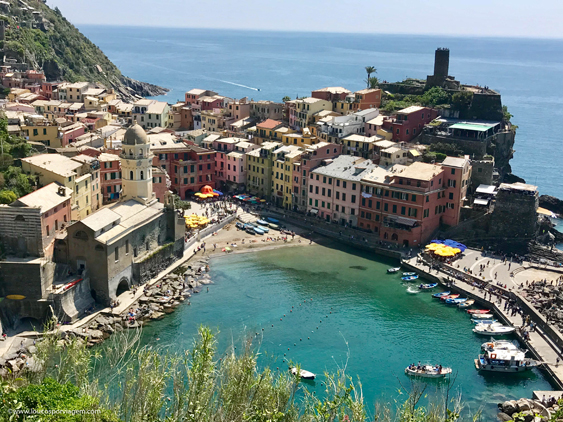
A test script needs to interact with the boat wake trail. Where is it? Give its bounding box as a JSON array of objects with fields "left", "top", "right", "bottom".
[
  {"left": 406, "top": 286, "right": 420, "bottom": 294},
  {"left": 218, "top": 80, "right": 259, "bottom": 91}
]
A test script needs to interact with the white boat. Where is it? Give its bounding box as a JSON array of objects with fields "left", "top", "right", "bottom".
[
  {"left": 481, "top": 339, "right": 520, "bottom": 352},
  {"left": 471, "top": 313, "right": 495, "bottom": 319},
  {"left": 290, "top": 367, "right": 315, "bottom": 380},
  {"left": 475, "top": 347, "right": 539, "bottom": 373},
  {"left": 387, "top": 267, "right": 401, "bottom": 273},
  {"left": 471, "top": 319, "right": 500, "bottom": 325},
  {"left": 473, "top": 323, "right": 515, "bottom": 336},
  {"left": 405, "top": 364, "right": 452, "bottom": 378}
]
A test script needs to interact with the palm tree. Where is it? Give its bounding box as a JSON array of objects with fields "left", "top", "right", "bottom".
[{"left": 365, "top": 66, "right": 376, "bottom": 88}]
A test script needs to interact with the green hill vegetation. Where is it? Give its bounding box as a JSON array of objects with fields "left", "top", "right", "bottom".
[{"left": 0, "top": 0, "right": 166, "bottom": 98}]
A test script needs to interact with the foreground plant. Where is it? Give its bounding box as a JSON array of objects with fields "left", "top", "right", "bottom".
[{"left": 0, "top": 325, "right": 478, "bottom": 421}]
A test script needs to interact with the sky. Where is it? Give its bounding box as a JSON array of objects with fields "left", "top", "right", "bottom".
[{"left": 47, "top": 0, "right": 563, "bottom": 39}]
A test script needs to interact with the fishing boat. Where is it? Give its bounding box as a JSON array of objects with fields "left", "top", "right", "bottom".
[
  {"left": 458, "top": 299, "right": 475, "bottom": 308},
  {"left": 387, "top": 267, "right": 401, "bottom": 273},
  {"left": 245, "top": 225, "right": 256, "bottom": 235},
  {"left": 432, "top": 291, "right": 451, "bottom": 298},
  {"left": 467, "top": 309, "right": 491, "bottom": 314},
  {"left": 402, "top": 272, "right": 416, "bottom": 276},
  {"left": 290, "top": 367, "right": 315, "bottom": 380},
  {"left": 418, "top": 283, "right": 438, "bottom": 290},
  {"left": 258, "top": 225, "right": 269, "bottom": 233},
  {"left": 402, "top": 275, "right": 419, "bottom": 281},
  {"left": 405, "top": 364, "right": 452, "bottom": 378},
  {"left": 266, "top": 217, "right": 279, "bottom": 224},
  {"left": 445, "top": 297, "right": 467, "bottom": 305},
  {"left": 475, "top": 348, "right": 539, "bottom": 373},
  {"left": 473, "top": 323, "right": 515, "bottom": 336},
  {"left": 235, "top": 222, "right": 245, "bottom": 230},
  {"left": 256, "top": 219, "right": 269, "bottom": 226},
  {"left": 268, "top": 223, "right": 280, "bottom": 230},
  {"left": 471, "top": 313, "right": 495, "bottom": 319},
  {"left": 440, "top": 294, "right": 460, "bottom": 301}
]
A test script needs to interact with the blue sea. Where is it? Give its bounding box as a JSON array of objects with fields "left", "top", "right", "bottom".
[{"left": 80, "top": 26, "right": 563, "bottom": 198}]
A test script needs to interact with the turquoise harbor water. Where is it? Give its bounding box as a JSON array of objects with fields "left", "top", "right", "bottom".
[
  {"left": 137, "top": 245, "right": 552, "bottom": 419},
  {"left": 80, "top": 26, "right": 563, "bottom": 198}
]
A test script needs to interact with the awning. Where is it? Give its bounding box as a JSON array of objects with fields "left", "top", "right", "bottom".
[
  {"left": 310, "top": 208, "right": 319, "bottom": 215},
  {"left": 388, "top": 216, "right": 417, "bottom": 227},
  {"left": 474, "top": 198, "right": 490, "bottom": 206},
  {"left": 476, "top": 184, "right": 496, "bottom": 195}
]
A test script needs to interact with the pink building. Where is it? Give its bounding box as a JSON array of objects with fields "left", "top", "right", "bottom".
[
  {"left": 291, "top": 142, "right": 342, "bottom": 212},
  {"left": 227, "top": 99, "right": 250, "bottom": 121},
  {"left": 185, "top": 88, "right": 217, "bottom": 106},
  {"left": 392, "top": 106, "right": 438, "bottom": 143},
  {"left": 225, "top": 151, "right": 246, "bottom": 185},
  {"left": 152, "top": 166, "right": 169, "bottom": 203},
  {"left": 60, "top": 122, "right": 86, "bottom": 147},
  {"left": 307, "top": 155, "right": 377, "bottom": 225},
  {"left": 212, "top": 138, "right": 241, "bottom": 183}
]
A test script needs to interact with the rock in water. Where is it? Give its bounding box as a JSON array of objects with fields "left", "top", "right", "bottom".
[{"left": 497, "top": 412, "right": 512, "bottom": 422}]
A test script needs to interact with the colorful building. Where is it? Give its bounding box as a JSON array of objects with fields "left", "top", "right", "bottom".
[
  {"left": 392, "top": 106, "right": 438, "bottom": 142},
  {"left": 99, "top": 153, "right": 122, "bottom": 204},
  {"left": 357, "top": 158, "right": 471, "bottom": 247},
  {"left": 289, "top": 97, "right": 332, "bottom": 130},
  {"left": 270, "top": 145, "right": 303, "bottom": 209},
  {"left": 246, "top": 141, "right": 282, "bottom": 199},
  {"left": 307, "top": 156, "right": 378, "bottom": 225}
]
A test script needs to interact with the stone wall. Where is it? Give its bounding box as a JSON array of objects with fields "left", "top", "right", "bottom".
[
  {"left": 0, "top": 259, "right": 54, "bottom": 300},
  {"left": 52, "top": 277, "right": 95, "bottom": 323},
  {"left": 470, "top": 159, "right": 494, "bottom": 187},
  {"left": 132, "top": 242, "right": 181, "bottom": 285},
  {"left": 0, "top": 206, "right": 42, "bottom": 257}
]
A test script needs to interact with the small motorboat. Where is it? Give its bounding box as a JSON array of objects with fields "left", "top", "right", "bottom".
[
  {"left": 245, "top": 225, "right": 256, "bottom": 235},
  {"left": 467, "top": 309, "right": 491, "bottom": 314},
  {"left": 388, "top": 267, "right": 401, "bottom": 273},
  {"left": 445, "top": 297, "right": 467, "bottom": 305},
  {"left": 235, "top": 222, "right": 245, "bottom": 230},
  {"left": 258, "top": 225, "right": 269, "bottom": 233},
  {"left": 471, "top": 313, "right": 494, "bottom": 319},
  {"left": 402, "top": 272, "right": 416, "bottom": 276},
  {"left": 475, "top": 348, "right": 538, "bottom": 373},
  {"left": 266, "top": 217, "right": 279, "bottom": 223},
  {"left": 256, "top": 219, "right": 269, "bottom": 226},
  {"left": 418, "top": 283, "right": 438, "bottom": 290},
  {"left": 481, "top": 339, "right": 520, "bottom": 352},
  {"left": 402, "top": 275, "right": 419, "bottom": 281},
  {"left": 473, "top": 323, "right": 515, "bottom": 336},
  {"left": 268, "top": 223, "right": 280, "bottom": 230},
  {"left": 440, "top": 294, "right": 460, "bottom": 301},
  {"left": 458, "top": 299, "right": 475, "bottom": 308},
  {"left": 471, "top": 319, "right": 500, "bottom": 325},
  {"left": 290, "top": 367, "right": 315, "bottom": 380},
  {"left": 432, "top": 291, "right": 450, "bottom": 298},
  {"left": 405, "top": 364, "right": 452, "bottom": 378}
]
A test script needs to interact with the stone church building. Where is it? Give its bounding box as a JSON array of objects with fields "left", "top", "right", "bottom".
[{"left": 59, "top": 123, "right": 184, "bottom": 304}]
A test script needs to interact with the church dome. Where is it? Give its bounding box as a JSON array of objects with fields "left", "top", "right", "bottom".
[{"left": 123, "top": 122, "right": 148, "bottom": 145}]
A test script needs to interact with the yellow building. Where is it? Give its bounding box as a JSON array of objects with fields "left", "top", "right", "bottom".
[
  {"left": 22, "top": 123, "right": 60, "bottom": 147},
  {"left": 246, "top": 141, "right": 281, "bottom": 199},
  {"left": 22, "top": 154, "right": 101, "bottom": 220},
  {"left": 270, "top": 145, "right": 303, "bottom": 209},
  {"left": 290, "top": 97, "right": 332, "bottom": 129},
  {"left": 281, "top": 128, "right": 320, "bottom": 147}
]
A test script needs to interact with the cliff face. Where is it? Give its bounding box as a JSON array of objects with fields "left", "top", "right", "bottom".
[{"left": 0, "top": 0, "right": 168, "bottom": 100}]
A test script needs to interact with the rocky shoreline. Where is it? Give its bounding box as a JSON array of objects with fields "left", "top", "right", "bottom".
[{"left": 119, "top": 75, "right": 169, "bottom": 99}]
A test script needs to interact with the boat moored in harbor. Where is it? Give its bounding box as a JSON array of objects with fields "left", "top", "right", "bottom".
[
  {"left": 402, "top": 272, "right": 416, "bottom": 276},
  {"left": 432, "top": 291, "right": 450, "bottom": 298},
  {"left": 475, "top": 348, "right": 539, "bottom": 372},
  {"left": 458, "top": 299, "right": 475, "bottom": 308},
  {"left": 467, "top": 309, "right": 491, "bottom": 314},
  {"left": 445, "top": 297, "right": 467, "bottom": 305},
  {"left": 418, "top": 283, "right": 438, "bottom": 290},
  {"left": 473, "top": 323, "right": 515, "bottom": 336},
  {"left": 388, "top": 267, "right": 401, "bottom": 273},
  {"left": 440, "top": 294, "right": 460, "bottom": 301},
  {"left": 471, "top": 313, "right": 495, "bottom": 319},
  {"left": 402, "top": 275, "right": 419, "bottom": 281}
]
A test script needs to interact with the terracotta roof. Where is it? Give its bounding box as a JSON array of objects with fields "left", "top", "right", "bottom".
[{"left": 257, "top": 119, "right": 282, "bottom": 130}]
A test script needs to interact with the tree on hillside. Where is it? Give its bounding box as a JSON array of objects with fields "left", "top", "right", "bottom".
[
  {"left": 367, "top": 77, "right": 379, "bottom": 89},
  {"left": 420, "top": 87, "right": 450, "bottom": 108},
  {"left": 365, "top": 66, "right": 376, "bottom": 88},
  {"left": 452, "top": 91, "right": 473, "bottom": 113},
  {"left": 0, "top": 190, "right": 16, "bottom": 204},
  {"left": 282, "top": 96, "right": 291, "bottom": 103}
]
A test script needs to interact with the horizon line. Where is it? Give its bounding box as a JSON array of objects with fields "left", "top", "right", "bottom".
[{"left": 75, "top": 23, "right": 563, "bottom": 41}]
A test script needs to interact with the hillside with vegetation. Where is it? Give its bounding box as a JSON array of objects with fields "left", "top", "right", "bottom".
[{"left": 0, "top": 0, "right": 167, "bottom": 99}]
